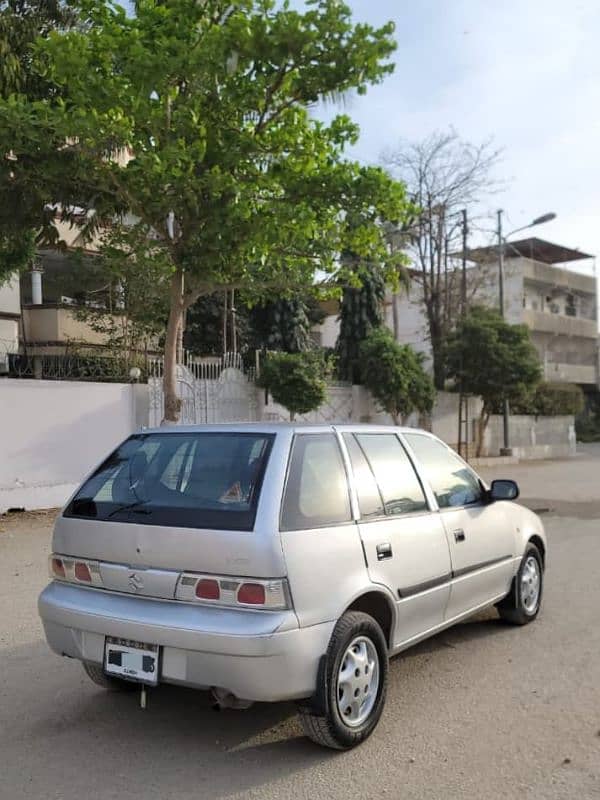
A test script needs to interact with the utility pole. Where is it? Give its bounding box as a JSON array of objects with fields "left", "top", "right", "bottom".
[
  {"left": 497, "top": 209, "right": 512, "bottom": 456},
  {"left": 457, "top": 209, "right": 469, "bottom": 459},
  {"left": 461, "top": 209, "right": 468, "bottom": 315}
]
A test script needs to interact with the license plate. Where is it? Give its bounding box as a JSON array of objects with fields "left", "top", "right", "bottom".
[{"left": 104, "top": 637, "right": 159, "bottom": 685}]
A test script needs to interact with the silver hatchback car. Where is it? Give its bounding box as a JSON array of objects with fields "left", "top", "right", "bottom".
[{"left": 39, "top": 424, "right": 546, "bottom": 749}]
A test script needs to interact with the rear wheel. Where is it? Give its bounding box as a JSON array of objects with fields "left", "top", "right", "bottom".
[
  {"left": 497, "top": 543, "right": 543, "bottom": 625},
  {"left": 82, "top": 662, "right": 138, "bottom": 691},
  {"left": 298, "top": 611, "right": 388, "bottom": 750}
]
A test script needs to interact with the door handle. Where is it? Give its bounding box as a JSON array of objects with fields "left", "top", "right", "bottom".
[
  {"left": 376, "top": 542, "right": 393, "bottom": 561},
  {"left": 454, "top": 529, "right": 466, "bottom": 543}
]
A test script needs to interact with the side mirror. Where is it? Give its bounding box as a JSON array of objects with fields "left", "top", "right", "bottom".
[{"left": 489, "top": 479, "right": 519, "bottom": 502}]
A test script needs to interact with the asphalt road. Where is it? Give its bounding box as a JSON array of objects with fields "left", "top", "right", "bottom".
[{"left": 1, "top": 448, "right": 599, "bottom": 800}]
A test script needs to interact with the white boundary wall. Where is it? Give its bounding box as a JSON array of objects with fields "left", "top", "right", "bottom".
[{"left": 0, "top": 379, "right": 147, "bottom": 512}]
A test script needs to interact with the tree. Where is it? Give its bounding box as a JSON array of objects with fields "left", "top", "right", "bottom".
[
  {"left": 249, "top": 296, "right": 312, "bottom": 354},
  {"left": 71, "top": 223, "right": 170, "bottom": 366},
  {"left": 508, "top": 382, "right": 585, "bottom": 417},
  {"left": 383, "top": 130, "right": 501, "bottom": 389},
  {"left": 445, "top": 307, "right": 542, "bottom": 456},
  {"left": 2, "top": 0, "right": 409, "bottom": 422},
  {"left": 336, "top": 260, "right": 387, "bottom": 383},
  {"left": 0, "top": 0, "right": 80, "bottom": 280},
  {"left": 360, "top": 328, "right": 435, "bottom": 424},
  {"left": 258, "top": 350, "right": 330, "bottom": 421}
]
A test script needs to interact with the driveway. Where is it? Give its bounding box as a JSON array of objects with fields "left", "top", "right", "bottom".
[{"left": 1, "top": 449, "right": 599, "bottom": 800}]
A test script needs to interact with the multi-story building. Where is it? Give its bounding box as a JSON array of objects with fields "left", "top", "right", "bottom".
[
  {"left": 465, "top": 237, "right": 598, "bottom": 394},
  {"left": 312, "top": 237, "right": 599, "bottom": 399}
]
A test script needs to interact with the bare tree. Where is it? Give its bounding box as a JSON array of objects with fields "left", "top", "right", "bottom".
[{"left": 383, "top": 130, "right": 501, "bottom": 389}]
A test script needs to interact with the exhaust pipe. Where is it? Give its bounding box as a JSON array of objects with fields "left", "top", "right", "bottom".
[{"left": 210, "top": 687, "right": 253, "bottom": 711}]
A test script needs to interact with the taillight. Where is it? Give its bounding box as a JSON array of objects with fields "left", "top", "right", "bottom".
[
  {"left": 51, "top": 557, "right": 66, "bottom": 579},
  {"left": 176, "top": 573, "right": 290, "bottom": 610},
  {"left": 237, "top": 583, "right": 266, "bottom": 605},
  {"left": 74, "top": 561, "right": 92, "bottom": 582},
  {"left": 195, "top": 579, "right": 220, "bottom": 601},
  {"left": 49, "top": 555, "right": 103, "bottom": 587}
]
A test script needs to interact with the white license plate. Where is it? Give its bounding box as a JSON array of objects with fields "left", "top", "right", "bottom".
[{"left": 104, "top": 637, "right": 159, "bottom": 685}]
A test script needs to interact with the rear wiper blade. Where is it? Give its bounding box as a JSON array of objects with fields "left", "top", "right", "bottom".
[{"left": 107, "top": 501, "right": 151, "bottom": 519}]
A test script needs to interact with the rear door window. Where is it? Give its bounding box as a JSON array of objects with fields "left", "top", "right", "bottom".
[
  {"left": 343, "top": 433, "right": 385, "bottom": 519},
  {"left": 281, "top": 434, "right": 352, "bottom": 531},
  {"left": 355, "top": 434, "right": 428, "bottom": 516},
  {"left": 65, "top": 432, "right": 274, "bottom": 531}
]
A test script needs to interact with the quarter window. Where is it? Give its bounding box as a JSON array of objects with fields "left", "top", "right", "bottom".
[
  {"left": 355, "top": 434, "right": 428, "bottom": 517},
  {"left": 281, "top": 434, "right": 352, "bottom": 531},
  {"left": 404, "top": 434, "right": 483, "bottom": 509}
]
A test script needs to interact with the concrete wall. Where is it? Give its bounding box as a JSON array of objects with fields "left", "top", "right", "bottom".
[
  {"left": 0, "top": 275, "right": 21, "bottom": 357},
  {"left": 0, "top": 379, "right": 147, "bottom": 512},
  {"left": 485, "top": 414, "right": 576, "bottom": 459},
  {"left": 0, "top": 275, "right": 20, "bottom": 316}
]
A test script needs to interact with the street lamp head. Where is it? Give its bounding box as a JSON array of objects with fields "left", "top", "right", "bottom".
[{"left": 531, "top": 212, "right": 556, "bottom": 226}]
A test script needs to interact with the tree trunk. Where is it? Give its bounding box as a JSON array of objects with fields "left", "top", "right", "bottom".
[
  {"left": 162, "top": 269, "right": 185, "bottom": 425},
  {"left": 430, "top": 325, "right": 445, "bottom": 390},
  {"left": 475, "top": 407, "right": 490, "bottom": 458}
]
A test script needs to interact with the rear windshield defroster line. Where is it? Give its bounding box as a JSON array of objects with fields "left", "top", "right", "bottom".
[{"left": 64, "top": 432, "right": 275, "bottom": 532}]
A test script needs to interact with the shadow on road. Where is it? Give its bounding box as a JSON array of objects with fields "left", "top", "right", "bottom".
[{"left": 0, "top": 609, "right": 518, "bottom": 798}]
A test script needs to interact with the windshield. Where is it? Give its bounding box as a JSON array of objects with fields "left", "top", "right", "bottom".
[{"left": 64, "top": 432, "right": 275, "bottom": 531}]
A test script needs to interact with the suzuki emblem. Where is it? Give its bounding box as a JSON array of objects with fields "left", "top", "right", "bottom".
[{"left": 128, "top": 573, "right": 144, "bottom": 592}]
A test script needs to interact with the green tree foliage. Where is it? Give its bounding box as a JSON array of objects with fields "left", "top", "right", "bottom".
[
  {"left": 72, "top": 224, "right": 170, "bottom": 365},
  {"left": 0, "top": 0, "right": 79, "bottom": 280},
  {"left": 258, "top": 350, "right": 330, "bottom": 420},
  {"left": 445, "top": 306, "right": 542, "bottom": 455},
  {"left": 249, "top": 297, "right": 312, "bottom": 353},
  {"left": 508, "top": 382, "right": 585, "bottom": 417},
  {"left": 360, "top": 328, "right": 435, "bottom": 424},
  {"left": 0, "top": 0, "right": 409, "bottom": 420},
  {"left": 336, "top": 261, "right": 387, "bottom": 383}
]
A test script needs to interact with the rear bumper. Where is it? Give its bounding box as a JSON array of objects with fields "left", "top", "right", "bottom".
[{"left": 38, "top": 582, "right": 335, "bottom": 702}]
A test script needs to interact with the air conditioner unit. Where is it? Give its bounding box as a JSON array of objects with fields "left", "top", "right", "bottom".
[{"left": 60, "top": 296, "right": 78, "bottom": 306}]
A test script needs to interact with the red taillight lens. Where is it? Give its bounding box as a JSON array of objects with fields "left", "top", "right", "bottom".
[
  {"left": 74, "top": 561, "right": 92, "bottom": 582},
  {"left": 51, "top": 557, "right": 66, "bottom": 579},
  {"left": 195, "top": 578, "right": 220, "bottom": 600},
  {"left": 237, "top": 583, "right": 266, "bottom": 605}
]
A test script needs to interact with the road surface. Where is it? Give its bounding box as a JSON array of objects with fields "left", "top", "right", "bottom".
[{"left": 1, "top": 447, "right": 599, "bottom": 799}]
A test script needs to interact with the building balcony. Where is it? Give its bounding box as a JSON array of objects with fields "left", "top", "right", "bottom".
[
  {"left": 521, "top": 259, "right": 596, "bottom": 294},
  {"left": 544, "top": 362, "right": 598, "bottom": 386},
  {"left": 522, "top": 309, "right": 598, "bottom": 339},
  {"left": 21, "top": 304, "right": 111, "bottom": 350}
]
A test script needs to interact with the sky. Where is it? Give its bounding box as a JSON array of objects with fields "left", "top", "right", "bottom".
[{"left": 310, "top": 0, "right": 599, "bottom": 276}]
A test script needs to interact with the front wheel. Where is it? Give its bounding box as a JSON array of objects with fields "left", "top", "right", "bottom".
[
  {"left": 497, "top": 543, "right": 543, "bottom": 625},
  {"left": 298, "top": 611, "right": 388, "bottom": 750}
]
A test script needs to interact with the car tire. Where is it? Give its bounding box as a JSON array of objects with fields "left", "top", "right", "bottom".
[
  {"left": 497, "top": 542, "right": 543, "bottom": 625},
  {"left": 298, "top": 611, "right": 388, "bottom": 750},
  {"left": 82, "top": 662, "right": 138, "bottom": 691}
]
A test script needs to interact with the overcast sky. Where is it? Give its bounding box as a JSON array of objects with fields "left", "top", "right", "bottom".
[{"left": 312, "top": 0, "right": 599, "bottom": 275}]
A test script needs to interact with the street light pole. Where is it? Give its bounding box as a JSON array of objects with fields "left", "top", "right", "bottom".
[
  {"left": 496, "top": 209, "right": 557, "bottom": 457},
  {"left": 497, "top": 210, "right": 511, "bottom": 455}
]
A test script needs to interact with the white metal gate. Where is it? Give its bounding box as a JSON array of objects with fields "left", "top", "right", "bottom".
[{"left": 148, "top": 353, "right": 257, "bottom": 427}]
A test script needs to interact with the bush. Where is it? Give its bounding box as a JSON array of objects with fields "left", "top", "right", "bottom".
[
  {"left": 258, "top": 350, "right": 330, "bottom": 420},
  {"left": 508, "top": 382, "right": 585, "bottom": 416},
  {"left": 360, "top": 328, "right": 435, "bottom": 424}
]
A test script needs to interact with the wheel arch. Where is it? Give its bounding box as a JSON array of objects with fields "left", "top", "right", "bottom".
[
  {"left": 344, "top": 590, "right": 396, "bottom": 649},
  {"left": 527, "top": 534, "right": 546, "bottom": 568}
]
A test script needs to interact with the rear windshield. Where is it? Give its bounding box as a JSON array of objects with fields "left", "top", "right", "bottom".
[{"left": 64, "top": 432, "right": 274, "bottom": 531}]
